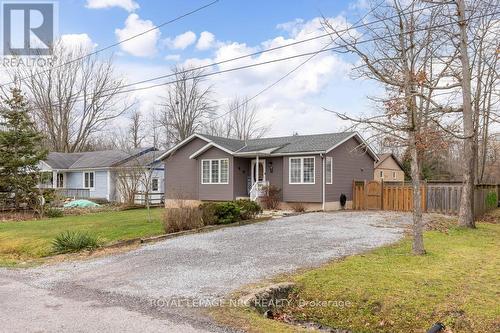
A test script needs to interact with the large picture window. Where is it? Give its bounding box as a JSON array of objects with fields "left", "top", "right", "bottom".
[
  {"left": 326, "top": 157, "right": 333, "bottom": 184},
  {"left": 83, "top": 172, "right": 95, "bottom": 189},
  {"left": 289, "top": 157, "right": 315, "bottom": 184},
  {"left": 201, "top": 159, "right": 229, "bottom": 184}
]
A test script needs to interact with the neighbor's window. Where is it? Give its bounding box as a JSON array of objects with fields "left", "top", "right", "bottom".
[
  {"left": 392, "top": 171, "right": 396, "bottom": 179},
  {"left": 152, "top": 178, "right": 159, "bottom": 192},
  {"left": 83, "top": 172, "right": 95, "bottom": 188},
  {"left": 326, "top": 157, "right": 333, "bottom": 184},
  {"left": 380, "top": 170, "right": 384, "bottom": 178},
  {"left": 289, "top": 157, "right": 315, "bottom": 184},
  {"left": 201, "top": 159, "right": 229, "bottom": 184}
]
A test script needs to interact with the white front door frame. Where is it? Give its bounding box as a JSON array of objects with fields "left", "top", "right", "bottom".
[{"left": 251, "top": 158, "right": 266, "bottom": 184}]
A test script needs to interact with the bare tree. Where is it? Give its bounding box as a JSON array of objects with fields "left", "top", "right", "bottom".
[
  {"left": 322, "top": 0, "right": 458, "bottom": 255},
  {"left": 129, "top": 111, "right": 145, "bottom": 149},
  {"left": 205, "top": 96, "right": 268, "bottom": 140},
  {"left": 10, "top": 41, "right": 133, "bottom": 152},
  {"left": 158, "top": 66, "right": 216, "bottom": 146}
]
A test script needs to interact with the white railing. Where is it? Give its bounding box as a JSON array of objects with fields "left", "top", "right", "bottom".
[{"left": 249, "top": 181, "right": 269, "bottom": 201}]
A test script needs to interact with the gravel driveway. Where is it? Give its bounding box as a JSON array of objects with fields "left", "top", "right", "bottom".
[{"left": 0, "top": 211, "right": 410, "bottom": 332}]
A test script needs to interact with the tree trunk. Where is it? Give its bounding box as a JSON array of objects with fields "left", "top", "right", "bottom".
[
  {"left": 409, "top": 131, "right": 425, "bottom": 255},
  {"left": 456, "top": 0, "right": 475, "bottom": 228}
]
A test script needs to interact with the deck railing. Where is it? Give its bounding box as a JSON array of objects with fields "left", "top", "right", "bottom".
[
  {"left": 56, "top": 188, "right": 90, "bottom": 199},
  {"left": 134, "top": 192, "right": 165, "bottom": 206}
]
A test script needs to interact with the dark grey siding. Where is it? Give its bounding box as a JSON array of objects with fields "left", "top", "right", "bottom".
[
  {"left": 197, "top": 147, "right": 234, "bottom": 201},
  {"left": 165, "top": 137, "right": 207, "bottom": 200},
  {"left": 233, "top": 157, "right": 251, "bottom": 197},
  {"left": 282, "top": 155, "right": 322, "bottom": 203},
  {"left": 326, "top": 137, "right": 374, "bottom": 202}
]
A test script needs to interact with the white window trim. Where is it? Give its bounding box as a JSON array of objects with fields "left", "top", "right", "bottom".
[
  {"left": 201, "top": 158, "right": 229, "bottom": 185},
  {"left": 380, "top": 170, "right": 384, "bottom": 178},
  {"left": 392, "top": 171, "right": 397, "bottom": 179},
  {"left": 83, "top": 171, "right": 95, "bottom": 190},
  {"left": 289, "top": 156, "right": 316, "bottom": 185},
  {"left": 326, "top": 156, "right": 333, "bottom": 184}
]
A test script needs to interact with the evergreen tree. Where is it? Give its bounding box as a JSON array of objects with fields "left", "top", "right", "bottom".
[{"left": 0, "top": 88, "right": 47, "bottom": 209}]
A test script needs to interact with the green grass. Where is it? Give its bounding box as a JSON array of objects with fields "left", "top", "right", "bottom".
[
  {"left": 216, "top": 217, "right": 500, "bottom": 333},
  {"left": 0, "top": 208, "right": 163, "bottom": 265}
]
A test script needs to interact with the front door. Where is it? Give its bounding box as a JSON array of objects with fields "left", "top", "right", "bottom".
[{"left": 251, "top": 159, "right": 266, "bottom": 184}]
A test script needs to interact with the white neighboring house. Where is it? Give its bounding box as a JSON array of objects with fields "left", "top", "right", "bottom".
[{"left": 38, "top": 148, "right": 165, "bottom": 203}]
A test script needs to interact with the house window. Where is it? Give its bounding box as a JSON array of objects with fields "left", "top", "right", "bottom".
[
  {"left": 380, "top": 170, "right": 384, "bottom": 178},
  {"left": 289, "top": 157, "right": 315, "bottom": 184},
  {"left": 56, "top": 173, "right": 64, "bottom": 188},
  {"left": 201, "top": 159, "right": 229, "bottom": 184},
  {"left": 392, "top": 171, "right": 397, "bottom": 179},
  {"left": 152, "top": 178, "right": 159, "bottom": 192},
  {"left": 325, "top": 157, "right": 333, "bottom": 184},
  {"left": 83, "top": 172, "right": 95, "bottom": 189}
]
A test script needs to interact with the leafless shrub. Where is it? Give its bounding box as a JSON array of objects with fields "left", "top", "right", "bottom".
[
  {"left": 163, "top": 207, "right": 203, "bottom": 234},
  {"left": 260, "top": 185, "right": 281, "bottom": 210},
  {"left": 289, "top": 202, "right": 306, "bottom": 213}
]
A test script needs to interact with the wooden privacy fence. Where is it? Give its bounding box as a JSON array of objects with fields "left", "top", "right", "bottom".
[{"left": 353, "top": 180, "right": 498, "bottom": 217}]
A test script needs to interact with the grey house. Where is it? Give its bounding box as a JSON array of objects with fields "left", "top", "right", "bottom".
[
  {"left": 159, "top": 132, "right": 378, "bottom": 210},
  {"left": 39, "top": 148, "right": 165, "bottom": 202}
]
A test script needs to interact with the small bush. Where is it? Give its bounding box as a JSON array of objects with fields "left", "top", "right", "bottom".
[
  {"left": 260, "top": 185, "right": 281, "bottom": 210},
  {"left": 290, "top": 202, "right": 306, "bottom": 213},
  {"left": 485, "top": 191, "right": 498, "bottom": 209},
  {"left": 45, "top": 207, "right": 64, "bottom": 218},
  {"left": 163, "top": 207, "right": 204, "bottom": 233},
  {"left": 213, "top": 202, "right": 241, "bottom": 224},
  {"left": 199, "top": 202, "right": 218, "bottom": 226},
  {"left": 235, "top": 199, "right": 262, "bottom": 219},
  {"left": 52, "top": 231, "right": 99, "bottom": 254}
]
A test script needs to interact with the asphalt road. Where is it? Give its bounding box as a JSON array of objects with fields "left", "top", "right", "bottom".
[{"left": 0, "top": 211, "right": 410, "bottom": 332}]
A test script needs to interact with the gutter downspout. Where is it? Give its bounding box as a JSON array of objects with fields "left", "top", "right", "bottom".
[{"left": 321, "top": 153, "right": 325, "bottom": 211}]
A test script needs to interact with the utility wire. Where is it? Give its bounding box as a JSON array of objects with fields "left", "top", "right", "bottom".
[
  {"left": 5, "top": 0, "right": 447, "bottom": 92},
  {"left": 23, "top": 6, "right": 499, "bottom": 112},
  {"left": 34, "top": 7, "right": 500, "bottom": 110},
  {"left": 0, "top": 0, "right": 219, "bottom": 88}
]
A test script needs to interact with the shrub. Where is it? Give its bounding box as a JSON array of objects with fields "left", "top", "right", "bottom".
[
  {"left": 235, "top": 199, "right": 262, "bottom": 219},
  {"left": 52, "top": 231, "right": 99, "bottom": 254},
  {"left": 163, "top": 207, "right": 204, "bottom": 233},
  {"left": 485, "top": 191, "right": 498, "bottom": 209},
  {"left": 290, "top": 202, "right": 306, "bottom": 213},
  {"left": 45, "top": 207, "right": 64, "bottom": 218},
  {"left": 199, "top": 202, "right": 218, "bottom": 226},
  {"left": 213, "top": 202, "right": 241, "bottom": 224},
  {"left": 260, "top": 185, "right": 281, "bottom": 210}
]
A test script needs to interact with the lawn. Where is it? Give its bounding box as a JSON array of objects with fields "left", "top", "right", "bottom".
[
  {"left": 0, "top": 208, "right": 164, "bottom": 266},
  {"left": 214, "top": 214, "right": 500, "bottom": 333}
]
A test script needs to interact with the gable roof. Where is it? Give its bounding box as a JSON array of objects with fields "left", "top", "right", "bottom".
[
  {"left": 375, "top": 153, "right": 404, "bottom": 169},
  {"left": 159, "top": 132, "right": 379, "bottom": 161},
  {"left": 43, "top": 148, "right": 155, "bottom": 170}
]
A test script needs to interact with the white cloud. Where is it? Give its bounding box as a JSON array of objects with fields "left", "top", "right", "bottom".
[
  {"left": 115, "top": 14, "right": 160, "bottom": 57},
  {"left": 164, "top": 54, "right": 181, "bottom": 62},
  {"left": 164, "top": 31, "right": 197, "bottom": 50},
  {"left": 86, "top": 0, "right": 139, "bottom": 12},
  {"left": 196, "top": 31, "right": 215, "bottom": 50},
  {"left": 112, "top": 16, "right": 372, "bottom": 137},
  {"left": 59, "top": 33, "right": 97, "bottom": 50}
]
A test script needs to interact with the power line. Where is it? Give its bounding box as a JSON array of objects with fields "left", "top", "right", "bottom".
[
  {"left": 0, "top": 0, "right": 219, "bottom": 89},
  {"left": 85, "top": 0, "right": 454, "bottom": 92},
  {"left": 27, "top": 8, "right": 500, "bottom": 110},
  {"left": 6, "top": 0, "right": 447, "bottom": 93}
]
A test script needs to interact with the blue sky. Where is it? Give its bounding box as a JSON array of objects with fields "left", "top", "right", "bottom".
[{"left": 55, "top": 0, "right": 379, "bottom": 136}]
